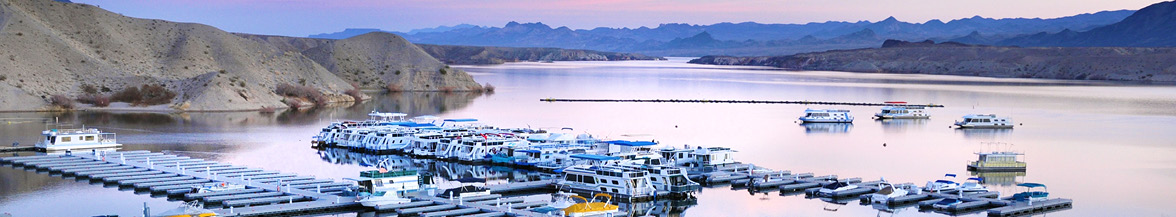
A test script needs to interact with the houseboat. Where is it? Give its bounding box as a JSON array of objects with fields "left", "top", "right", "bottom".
[
  {"left": 799, "top": 109, "right": 854, "bottom": 123},
  {"left": 874, "top": 106, "right": 929, "bottom": 119},
  {"left": 35, "top": 128, "right": 122, "bottom": 151},
  {"left": 954, "top": 114, "right": 1014, "bottom": 129},
  {"left": 345, "top": 165, "right": 427, "bottom": 207},
  {"left": 967, "top": 151, "right": 1027, "bottom": 172},
  {"left": 558, "top": 165, "right": 657, "bottom": 201}
]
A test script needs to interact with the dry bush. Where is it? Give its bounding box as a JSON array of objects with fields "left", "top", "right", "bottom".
[
  {"left": 50, "top": 95, "right": 74, "bottom": 109},
  {"left": 80, "top": 84, "right": 98, "bottom": 94},
  {"left": 76, "top": 94, "right": 110, "bottom": 107},
  {"left": 283, "top": 98, "right": 303, "bottom": 109},
  {"left": 385, "top": 83, "right": 403, "bottom": 92},
  {"left": 112, "top": 84, "right": 177, "bottom": 106},
  {"left": 345, "top": 89, "right": 363, "bottom": 102},
  {"left": 259, "top": 106, "right": 276, "bottom": 113},
  {"left": 275, "top": 83, "right": 326, "bottom": 105},
  {"left": 439, "top": 86, "right": 454, "bottom": 93},
  {"left": 482, "top": 83, "right": 495, "bottom": 93}
]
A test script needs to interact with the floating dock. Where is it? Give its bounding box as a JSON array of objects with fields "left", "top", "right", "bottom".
[{"left": 540, "top": 98, "right": 944, "bottom": 107}]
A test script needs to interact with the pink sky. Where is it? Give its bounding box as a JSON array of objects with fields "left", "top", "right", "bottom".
[{"left": 73, "top": 0, "right": 1163, "bottom": 37}]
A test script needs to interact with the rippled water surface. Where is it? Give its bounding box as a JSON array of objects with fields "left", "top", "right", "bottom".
[{"left": 2, "top": 58, "right": 1175, "bottom": 216}]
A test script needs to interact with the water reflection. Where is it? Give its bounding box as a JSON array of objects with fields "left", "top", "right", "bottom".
[
  {"left": 955, "top": 129, "right": 1014, "bottom": 140},
  {"left": 875, "top": 119, "right": 928, "bottom": 133},
  {"left": 970, "top": 171, "right": 1026, "bottom": 186},
  {"left": 799, "top": 123, "right": 853, "bottom": 134}
]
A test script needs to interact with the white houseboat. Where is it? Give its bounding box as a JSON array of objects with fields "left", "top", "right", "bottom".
[
  {"left": 954, "top": 114, "right": 1014, "bottom": 129},
  {"left": 874, "top": 106, "right": 930, "bottom": 119},
  {"left": 799, "top": 109, "right": 854, "bottom": 123},
  {"left": 558, "top": 165, "right": 657, "bottom": 201},
  {"left": 35, "top": 128, "right": 122, "bottom": 151}
]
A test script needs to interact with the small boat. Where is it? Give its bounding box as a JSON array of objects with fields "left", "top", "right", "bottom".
[
  {"left": 35, "top": 128, "right": 122, "bottom": 151},
  {"left": 874, "top": 106, "right": 929, "bottom": 119},
  {"left": 867, "top": 181, "right": 912, "bottom": 203},
  {"left": 954, "top": 114, "right": 1014, "bottom": 129},
  {"left": 438, "top": 185, "right": 492, "bottom": 199},
  {"left": 931, "top": 198, "right": 962, "bottom": 209},
  {"left": 799, "top": 109, "right": 853, "bottom": 123},
  {"left": 191, "top": 182, "right": 245, "bottom": 194},
  {"left": 967, "top": 151, "right": 1026, "bottom": 172},
  {"left": 923, "top": 174, "right": 960, "bottom": 193},
  {"left": 959, "top": 177, "right": 989, "bottom": 193},
  {"left": 529, "top": 192, "right": 581, "bottom": 215},
  {"left": 1012, "top": 183, "right": 1050, "bottom": 203},
  {"left": 562, "top": 193, "right": 621, "bottom": 217},
  {"left": 817, "top": 181, "right": 859, "bottom": 196},
  {"left": 148, "top": 201, "right": 217, "bottom": 217}
]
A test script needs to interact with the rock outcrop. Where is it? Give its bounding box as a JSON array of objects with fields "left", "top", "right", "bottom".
[{"left": 690, "top": 40, "right": 1176, "bottom": 82}]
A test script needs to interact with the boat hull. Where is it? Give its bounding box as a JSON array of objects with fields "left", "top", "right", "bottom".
[
  {"left": 799, "top": 118, "right": 853, "bottom": 123},
  {"left": 874, "top": 114, "right": 929, "bottom": 119},
  {"left": 39, "top": 143, "right": 123, "bottom": 151}
]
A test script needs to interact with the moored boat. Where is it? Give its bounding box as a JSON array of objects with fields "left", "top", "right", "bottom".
[
  {"left": 874, "top": 106, "right": 930, "bottom": 119},
  {"left": 954, "top": 114, "right": 1014, "bottom": 129},
  {"left": 35, "top": 128, "right": 122, "bottom": 151},
  {"left": 799, "top": 109, "right": 854, "bottom": 123}
]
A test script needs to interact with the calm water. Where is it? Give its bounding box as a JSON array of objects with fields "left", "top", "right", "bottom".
[{"left": 2, "top": 58, "right": 1175, "bottom": 216}]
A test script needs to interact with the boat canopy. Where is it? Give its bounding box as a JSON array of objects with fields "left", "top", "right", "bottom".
[
  {"left": 516, "top": 149, "right": 541, "bottom": 153},
  {"left": 967, "top": 177, "right": 984, "bottom": 181},
  {"left": 570, "top": 154, "right": 622, "bottom": 161},
  {"left": 399, "top": 123, "right": 437, "bottom": 127},
  {"left": 605, "top": 140, "right": 657, "bottom": 146},
  {"left": 1017, "top": 183, "right": 1046, "bottom": 188},
  {"left": 443, "top": 119, "right": 479, "bottom": 122}
]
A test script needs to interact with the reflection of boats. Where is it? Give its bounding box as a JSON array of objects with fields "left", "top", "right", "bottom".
[
  {"left": 954, "top": 114, "right": 1014, "bottom": 129},
  {"left": 800, "top": 123, "right": 853, "bottom": 134},
  {"left": 148, "top": 201, "right": 217, "bottom": 217},
  {"left": 799, "top": 109, "right": 853, "bottom": 123},
  {"left": 347, "top": 165, "right": 423, "bottom": 207},
  {"left": 190, "top": 182, "right": 245, "bottom": 194},
  {"left": 955, "top": 128, "right": 1013, "bottom": 139},
  {"left": 563, "top": 193, "right": 621, "bottom": 217},
  {"left": 1012, "top": 183, "right": 1050, "bottom": 203},
  {"left": 968, "top": 151, "right": 1026, "bottom": 172},
  {"left": 35, "top": 128, "right": 122, "bottom": 151},
  {"left": 923, "top": 174, "right": 960, "bottom": 193},
  {"left": 931, "top": 198, "right": 962, "bottom": 209},
  {"left": 874, "top": 106, "right": 929, "bottom": 119},
  {"left": 969, "top": 171, "right": 1025, "bottom": 186},
  {"left": 876, "top": 118, "right": 927, "bottom": 133}
]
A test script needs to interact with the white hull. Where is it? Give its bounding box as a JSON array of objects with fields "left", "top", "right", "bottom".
[
  {"left": 359, "top": 197, "right": 412, "bottom": 207},
  {"left": 40, "top": 143, "right": 123, "bottom": 151}
]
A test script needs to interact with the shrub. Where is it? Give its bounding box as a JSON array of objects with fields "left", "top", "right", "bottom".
[
  {"left": 0, "top": 75, "right": 6, "bottom": 81},
  {"left": 483, "top": 83, "right": 496, "bottom": 93},
  {"left": 283, "top": 98, "right": 303, "bottom": 109},
  {"left": 76, "top": 94, "right": 110, "bottom": 107},
  {"left": 111, "top": 84, "right": 177, "bottom": 106},
  {"left": 275, "top": 83, "right": 326, "bottom": 105},
  {"left": 439, "top": 68, "right": 447, "bottom": 75},
  {"left": 385, "top": 83, "right": 403, "bottom": 92},
  {"left": 345, "top": 89, "right": 363, "bottom": 102},
  {"left": 439, "top": 86, "right": 454, "bottom": 93},
  {"left": 50, "top": 95, "right": 74, "bottom": 109},
  {"left": 81, "top": 84, "right": 98, "bottom": 94},
  {"left": 348, "top": 81, "right": 360, "bottom": 89}
]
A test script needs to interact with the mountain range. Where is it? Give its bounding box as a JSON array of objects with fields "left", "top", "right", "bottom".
[{"left": 312, "top": 10, "right": 1134, "bottom": 56}]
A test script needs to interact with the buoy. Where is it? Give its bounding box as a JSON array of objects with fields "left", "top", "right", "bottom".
[{"left": 883, "top": 143, "right": 887, "bottom": 147}]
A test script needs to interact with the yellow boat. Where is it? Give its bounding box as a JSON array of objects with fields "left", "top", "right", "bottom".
[{"left": 562, "top": 193, "right": 620, "bottom": 217}]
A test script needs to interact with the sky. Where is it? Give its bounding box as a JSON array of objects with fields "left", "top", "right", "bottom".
[{"left": 72, "top": 0, "right": 1163, "bottom": 37}]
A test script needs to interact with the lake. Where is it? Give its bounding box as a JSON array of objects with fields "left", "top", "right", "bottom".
[{"left": 2, "top": 57, "right": 1174, "bottom": 216}]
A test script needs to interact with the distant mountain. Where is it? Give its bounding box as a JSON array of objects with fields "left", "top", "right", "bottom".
[
  {"left": 405, "top": 24, "right": 479, "bottom": 34},
  {"left": 383, "top": 10, "right": 1132, "bottom": 56},
  {"left": 998, "top": 1, "right": 1176, "bottom": 47},
  {"left": 307, "top": 28, "right": 387, "bottom": 39}
]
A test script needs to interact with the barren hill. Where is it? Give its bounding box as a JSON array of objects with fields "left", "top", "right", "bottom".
[{"left": 0, "top": 0, "right": 481, "bottom": 112}]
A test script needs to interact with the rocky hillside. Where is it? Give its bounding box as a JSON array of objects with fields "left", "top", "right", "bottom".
[
  {"left": 999, "top": 1, "right": 1176, "bottom": 47},
  {"left": 415, "top": 44, "right": 665, "bottom": 65},
  {"left": 690, "top": 40, "right": 1176, "bottom": 82},
  {"left": 0, "top": 0, "right": 478, "bottom": 112},
  {"left": 301, "top": 32, "right": 481, "bottom": 90}
]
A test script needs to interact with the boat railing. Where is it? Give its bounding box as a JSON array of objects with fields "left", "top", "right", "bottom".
[
  {"left": 97, "top": 133, "right": 117, "bottom": 144},
  {"left": 50, "top": 128, "right": 101, "bottom": 134}
]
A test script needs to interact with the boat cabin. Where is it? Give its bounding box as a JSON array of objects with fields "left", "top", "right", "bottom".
[
  {"left": 347, "top": 169, "right": 424, "bottom": 197},
  {"left": 968, "top": 151, "right": 1027, "bottom": 172},
  {"left": 560, "top": 165, "right": 656, "bottom": 198}
]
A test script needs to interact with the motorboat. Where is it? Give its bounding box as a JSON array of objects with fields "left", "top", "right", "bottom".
[
  {"left": 529, "top": 192, "right": 581, "bottom": 215},
  {"left": 438, "top": 185, "right": 491, "bottom": 199},
  {"left": 959, "top": 177, "right": 989, "bottom": 193},
  {"left": 874, "top": 106, "right": 929, "bottom": 119},
  {"left": 1012, "top": 183, "right": 1050, "bottom": 203},
  {"left": 799, "top": 109, "right": 853, "bottom": 123},
  {"left": 954, "top": 114, "right": 1014, "bottom": 129},
  {"left": 867, "top": 181, "right": 913, "bottom": 204},
  {"left": 562, "top": 193, "right": 622, "bottom": 217},
  {"left": 817, "top": 181, "right": 859, "bottom": 196},
  {"left": 931, "top": 198, "right": 962, "bottom": 209},
  {"left": 148, "top": 201, "right": 216, "bottom": 217},
  {"left": 191, "top": 182, "right": 245, "bottom": 194},
  {"left": 345, "top": 161, "right": 424, "bottom": 207},
  {"left": 35, "top": 128, "right": 122, "bottom": 151},
  {"left": 923, "top": 174, "right": 960, "bottom": 193}
]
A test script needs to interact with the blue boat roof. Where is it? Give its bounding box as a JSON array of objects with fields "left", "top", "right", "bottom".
[
  {"left": 378, "top": 121, "right": 416, "bottom": 126},
  {"left": 399, "top": 123, "right": 437, "bottom": 127},
  {"left": 570, "top": 154, "right": 621, "bottom": 161},
  {"left": 516, "top": 150, "right": 541, "bottom": 153},
  {"left": 443, "top": 119, "right": 479, "bottom": 122},
  {"left": 1017, "top": 183, "right": 1046, "bottom": 188},
  {"left": 605, "top": 140, "right": 658, "bottom": 146}
]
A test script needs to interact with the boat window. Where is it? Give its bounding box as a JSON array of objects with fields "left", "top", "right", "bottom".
[
  {"left": 601, "top": 187, "right": 607, "bottom": 191},
  {"left": 374, "top": 180, "right": 384, "bottom": 187},
  {"left": 60, "top": 136, "right": 72, "bottom": 142},
  {"left": 612, "top": 180, "right": 619, "bottom": 185},
  {"left": 584, "top": 177, "right": 596, "bottom": 184},
  {"left": 651, "top": 177, "right": 657, "bottom": 181},
  {"left": 612, "top": 189, "right": 619, "bottom": 193},
  {"left": 566, "top": 174, "right": 579, "bottom": 182}
]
